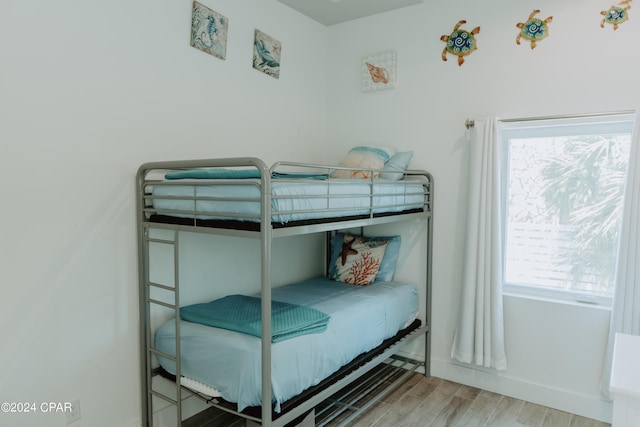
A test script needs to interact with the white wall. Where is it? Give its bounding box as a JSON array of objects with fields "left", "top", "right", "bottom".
[
  {"left": 4, "top": 0, "right": 638, "bottom": 424},
  {"left": 0, "top": 0, "right": 327, "bottom": 426},
  {"left": 326, "top": 0, "right": 640, "bottom": 422}
]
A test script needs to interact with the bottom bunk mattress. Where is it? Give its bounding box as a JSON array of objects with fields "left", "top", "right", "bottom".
[{"left": 154, "top": 277, "right": 418, "bottom": 412}]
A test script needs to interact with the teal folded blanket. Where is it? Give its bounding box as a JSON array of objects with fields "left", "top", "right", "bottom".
[
  {"left": 271, "top": 171, "right": 330, "bottom": 180},
  {"left": 166, "top": 168, "right": 260, "bottom": 180},
  {"left": 180, "top": 295, "right": 330, "bottom": 343},
  {"left": 165, "top": 168, "right": 329, "bottom": 180}
]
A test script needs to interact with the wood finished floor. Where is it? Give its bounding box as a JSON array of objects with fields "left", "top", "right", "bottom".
[
  {"left": 337, "top": 374, "right": 610, "bottom": 427},
  {"left": 183, "top": 373, "right": 610, "bottom": 427}
]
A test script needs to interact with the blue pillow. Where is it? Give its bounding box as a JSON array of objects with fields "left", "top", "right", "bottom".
[
  {"left": 380, "top": 151, "right": 414, "bottom": 180},
  {"left": 328, "top": 232, "right": 401, "bottom": 282}
]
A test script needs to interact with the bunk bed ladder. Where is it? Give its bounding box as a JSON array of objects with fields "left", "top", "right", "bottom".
[{"left": 141, "top": 227, "right": 183, "bottom": 427}]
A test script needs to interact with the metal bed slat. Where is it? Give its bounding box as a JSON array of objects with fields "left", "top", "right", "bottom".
[
  {"left": 145, "top": 204, "right": 425, "bottom": 219},
  {"left": 271, "top": 211, "right": 430, "bottom": 239},
  {"left": 145, "top": 195, "right": 261, "bottom": 203},
  {"left": 145, "top": 188, "right": 426, "bottom": 199},
  {"left": 266, "top": 323, "right": 429, "bottom": 427},
  {"left": 144, "top": 207, "right": 261, "bottom": 220},
  {"left": 317, "top": 365, "right": 399, "bottom": 426}
]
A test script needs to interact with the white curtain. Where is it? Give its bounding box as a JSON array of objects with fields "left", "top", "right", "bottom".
[
  {"left": 451, "top": 117, "right": 508, "bottom": 371},
  {"left": 600, "top": 110, "right": 640, "bottom": 395}
]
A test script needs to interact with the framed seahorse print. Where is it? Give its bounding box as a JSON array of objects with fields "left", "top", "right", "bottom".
[
  {"left": 190, "top": 1, "right": 228, "bottom": 60},
  {"left": 361, "top": 50, "right": 397, "bottom": 92}
]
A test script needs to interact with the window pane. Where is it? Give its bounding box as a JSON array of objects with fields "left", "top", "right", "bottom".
[{"left": 504, "top": 130, "right": 631, "bottom": 298}]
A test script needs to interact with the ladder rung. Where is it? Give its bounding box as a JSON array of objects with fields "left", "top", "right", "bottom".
[
  {"left": 147, "top": 237, "right": 176, "bottom": 245},
  {"left": 148, "top": 298, "right": 176, "bottom": 309},
  {"left": 149, "top": 348, "right": 176, "bottom": 361},
  {"left": 150, "top": 390, "right": 178, "bottom": 406},
  {"left": 148, "top": 282, "right": 176, "bottom": 292}
]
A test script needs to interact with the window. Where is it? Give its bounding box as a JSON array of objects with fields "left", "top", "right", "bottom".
[{"left": 500, "top": 114, "right": 634, "bottom": 305}]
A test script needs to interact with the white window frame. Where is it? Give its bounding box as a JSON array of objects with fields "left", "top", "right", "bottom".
[{"left": 499, "top": 113, "right": 635, "bottom": 307}]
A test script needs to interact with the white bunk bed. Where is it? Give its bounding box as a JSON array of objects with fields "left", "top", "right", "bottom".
[{"left": 136, "top": 158, "right": 433, "bottom": 427}]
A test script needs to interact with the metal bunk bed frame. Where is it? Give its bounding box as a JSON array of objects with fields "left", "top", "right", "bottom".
[{"left": 136, "top": 158, "right": 433, "bottom": 427}]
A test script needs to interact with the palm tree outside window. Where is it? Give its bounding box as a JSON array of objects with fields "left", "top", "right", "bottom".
[{"left": 500, "top": 114, "right": 634, "bottom": 306}]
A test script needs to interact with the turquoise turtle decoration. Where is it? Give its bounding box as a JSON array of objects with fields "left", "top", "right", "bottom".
[
  {"left": 516, "top": 10, "right": 553, "bottom": 49},
  {"left": 440, "top": 20, "right": 480, "bottom": 66},
  {"left": 601, "top": 1, "right": 631, "bottom": 30}
]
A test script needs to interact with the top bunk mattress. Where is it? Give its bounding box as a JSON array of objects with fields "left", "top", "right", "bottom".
[{"left": 147, "top": 177, "right": 427, "bottom": 225}]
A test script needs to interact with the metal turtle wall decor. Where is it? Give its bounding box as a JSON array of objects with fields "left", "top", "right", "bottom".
[
  {"left": 601, "top": 0, "right": 632, "bottom": 30},
  {"left": 516, "top": 9, "right": 553, "bottom": 49},
  {"left": 440, "top": 20, "right": 480, "bottom": 66}
]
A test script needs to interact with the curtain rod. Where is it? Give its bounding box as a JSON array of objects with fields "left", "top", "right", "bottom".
[{"left": 464, "top": 109, "right": 635, "bottom": 129}]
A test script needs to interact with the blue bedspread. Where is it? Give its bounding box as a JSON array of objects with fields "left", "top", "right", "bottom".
[
  {"left": 155, "top": 277, "right": 418, "bottom": 412},
  {"left": 180, "top": 295, "right": 329, "bottom": 343}
]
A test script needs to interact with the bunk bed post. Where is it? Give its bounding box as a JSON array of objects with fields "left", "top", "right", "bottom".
[
  {"left": 136, "top": 167, "right": 151, "bottom": 427},
  {"left": 256, "top": 159, "right": 274, "bottom": 427},
  {"left": 425, "top": 173, "right": 433, "bottom": 377},
  {"left": 173, "top": 231, "right": 182, "bottom": 426}
]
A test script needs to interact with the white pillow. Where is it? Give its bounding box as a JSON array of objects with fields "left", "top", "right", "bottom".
[{"left": 333, "top": 146, "right": 396, "bottom": 179}]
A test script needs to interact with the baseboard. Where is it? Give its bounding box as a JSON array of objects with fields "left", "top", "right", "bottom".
[{"left": 429, "top": 356, "right": 612, "bottom": 423}]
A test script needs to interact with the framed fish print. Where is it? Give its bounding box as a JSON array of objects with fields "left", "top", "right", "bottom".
[
  {"left": 361, "top": 50, "right": 397, "bottom": 92},
  {"left": 190, "top": 1, "right": 228, "bottom": 60},
  {"left": 253, "top": 29, "right": 281, "bottom": 79}
]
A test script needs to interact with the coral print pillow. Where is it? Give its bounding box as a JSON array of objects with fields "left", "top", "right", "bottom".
[{"left": 333, "top": 234, "right": 389, "bottom": 286}]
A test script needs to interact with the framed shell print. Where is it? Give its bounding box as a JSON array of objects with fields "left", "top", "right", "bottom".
[{"left": 361, "top": 50, "right": 397, "bottom": 92}]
